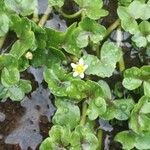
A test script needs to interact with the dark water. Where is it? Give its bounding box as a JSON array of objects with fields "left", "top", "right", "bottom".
[{"left": 0, "top": 0, "right": 148, "bottom": 150}]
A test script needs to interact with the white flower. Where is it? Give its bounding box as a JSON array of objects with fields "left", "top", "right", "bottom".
[
  {"left": 71, "top": 58, "right": 88, "bottom": 79},
  {"left": 25, "top": 52, "right": 33, "bottom": 60}
]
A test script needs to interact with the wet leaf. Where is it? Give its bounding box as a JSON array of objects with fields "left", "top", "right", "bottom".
[
  {"left": 4, "top": 0, "right": 37, "bottom": 16},
  {"left": 0, "top": 13, "right": 9, "bottom": 37},
  {"left": 83, "top": 42, "right": 122, "bottom": 77},
  {"left": 53, "top": 99, "right": 80, "bottom": 130},
  {"left": 115, "top": 131, "right": 136, "bottom": 150},
  {"left": 74, "top": 0, "right": 108, "bottom": 20},
  {"left": 1, "top": 67, "right": 20, "bottom": 87},
  {"left": 76, "top": 17, "right": 106, "bottom": 48},
  {"left": 129, "top": 96, "right": 150, "bottom": 133}
]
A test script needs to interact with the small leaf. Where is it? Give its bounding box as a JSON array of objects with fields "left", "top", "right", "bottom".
[
  {"left": 0, "top": 13, "right": 9, "bottom": 37},
  {"left": 52, "top": 99, "right": 80, "bottom": 130},
  {"left": 1, "top": 67, "right": 20, "bottom": 87},
  {"left": 74, "top": 0, "right": 108, "bottom": 20},
  {"left": 4, "top": 0, "right": 37, "bottom": 16},
  {"left": 114, "top": 98, "right": 134, "bottom": 120},
  {"left": 115, "top": 131, "right": 136, "bottom": 150},
  {"left": 129, "top": 96, "right": 150, "bottom": 133},
  {"left": 87, "top": 97, "right": 106, "bottom": 120},
  {"left": 83, "top": 42, "right": 122, "bottom": 77}
]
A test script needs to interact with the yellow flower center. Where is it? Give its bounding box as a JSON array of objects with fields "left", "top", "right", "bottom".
[{"left": 75, "top": 64, "right": 85, "bottom": 74}]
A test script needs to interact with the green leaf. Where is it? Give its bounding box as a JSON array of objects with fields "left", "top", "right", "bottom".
[
  {"left": 46, "top": 23, "right": 81, "bottom": 57},
  {"left": 74, "top": 0, "right": 108, "bottom": 20},
  {"left": 18, "top": 79, "right": 32, "bottom": 93},
  {"left": 0, "top": 13, "right": 9, "bottom": 37},
  {"left": 0, "top": 54, "right": 18, "bottom": 69},
  {"left": 87, "top": 97, "right": 107, "bottom": 120},
  {"left": 32, "top": 47, "right": 65, "bottom": 67},
  {"left": 48, "top": 0, "right": 64, "bottom": 7},
  {"left": 10, "top": 30, "right": 36, "bottom": 58},
  {"left": 44, "top": 65, "right": 88, "bottom": 100},
  {"left": 4, "top": 0, "right": 37, "bottom": 16},
  {"left": 1, "top": 67, "right": 20, "bottom": 87},
  {"left": 117, "top": 6, "right": 139, "bottom": 34},
  {"left": 115, "top": 130, "right": 136, "bottom": 150},
  {"left": 98, "top": 80, "right": 111, "bottom": 99},
  {"left": 76, "top": 17, "right": 106, "bottom": 48},
  {"left": 83, "top": 42, "right": 122, "bottom": 77},
  {"left": 135, "top": 132, "right": 150, "bottom": 149},
  {"left": 0, "top": 83, "right": 7, "bottom": 99},
  {"left": 114, "top": 98, "right": 134, "bottom": 120},
  {"left": 129, "top": 96, "right": 150, "bottom": 133},
  {"left": 132, "top": 33, "right": 147, "bottom": 47},
  {"left": 128, "top": 1, "right": 145, "bottom": 19},
  {"left": 52, "top": 99, "right": 80, "bottom": 130},
  {"left": 123, "top": 66, "right": 150, "bottom": 97}
]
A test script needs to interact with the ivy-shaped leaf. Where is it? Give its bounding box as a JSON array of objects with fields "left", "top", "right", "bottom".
[
  {"left": 4, "top": 0, "right": 37, "bottom": 16},
  {"left": 129, "top": 96, "right": 150, "bottom": 133},
  {"left": 52, "top": 99, "right": 80, "bottom": 130},
  {"left": 76, "top": 17, "right": 106, "bottom": 48},
  {"left": 46, "top": 23, "right": 81, "bottom": 57},
  {"left": 0, "top": 13, "right": 9, "bottom": 37},
  {"left": 115, "top": 130, "right": 150, "bottom": 150},
  {"left": 74, "top": 0, "right": 108, "bottom": 20},
  {"left": 0, "top": 79, "right": 31, "bottom": 101},
  {"left": 1, "top": 67, "right": 20, "bottom": 87},
  {"left": 44, "top": 64, "right": 88, "bottom": 100},
  {"left": 123, "top": 66, "right": 150, "bottom": 97},
  {"left": 32, "top": 47, "right": 66, "bottom": 68},
  {"left": 83, "top": 41, "right": 122, "bottom": 78},
  {"left": 132, "top": 21, "right": 150, "bottom": 47}
]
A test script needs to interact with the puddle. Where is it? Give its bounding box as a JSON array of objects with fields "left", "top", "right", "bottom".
[{"left": 5, "top": 85, "right": 55, "bottom": 150}]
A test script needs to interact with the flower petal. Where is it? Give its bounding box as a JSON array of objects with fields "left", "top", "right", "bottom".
[
  {"left": 79, "top": 58, "right": 84, "bottom": 65},
  {"left": 73, "top": 72, "right": 78, "bottom": 77},
  {"left": 84, "top": 64, "right": 88, "bottom": 70},
  {"left": 80, "top": 73, "right": 84, "bottom": 78},
  {"left": 71, "top": 63, "right": 77, "bottom": 68}
]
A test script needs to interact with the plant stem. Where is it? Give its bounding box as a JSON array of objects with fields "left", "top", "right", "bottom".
[
  {"left": 97, "top": 129, "right": 103, "bottom": 150},
  {"left": 80, "top": 102, "right": 87, "bottom": 126},
  {"left": 57, "top": 8, "right": 83, "bottom": 19},
  {"left": 0, "top": 36, "right": 6, "bottom": 50},
  {"left": 38, "top": 7, "right": 52, "bottom": 27},
  {"left": 116, "top": 28, "right": 125, "bottom": 71},
  {"left": 32, "top": 7, "right": 39, "bottom": 23},
  {"left": 103, "top": 19, "right": 120, "bottom": 41}
]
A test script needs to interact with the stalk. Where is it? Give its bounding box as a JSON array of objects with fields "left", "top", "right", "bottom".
[
  {"left": 38, "top": 7, "right": 52, "bottom": 27},
  {"left": 32, "top": 7, "right": 39, "bottom": 23},
  {"left": 103, "top": 19, "right": 120, "bottom": 41},
  {"left": 97, "top": 129, "right": 103, "bottom": 150},
  {"left": 116, "top": 28, "right": 125, "bottom": 71},
  {"left": 56, "top": 8, "right": 83, "bottom": 19},
  {"left": 80, "top": 102, "right": 87, "bottom": 126},
  {"left": 0, "top": 36, "right": 6, "bottom": 50}
]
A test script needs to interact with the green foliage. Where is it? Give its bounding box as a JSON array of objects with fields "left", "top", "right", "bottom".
[
  {"left": 74, "top": 0, "right": 108, "bottom": 20},
  {"left": 1, "top": 0, "right": 150, "bottom": 149},
  {"left": 0, "top": 13, "right": 9, "bottom": 37},
  {"left": 4, "top": 0, "right": 37, "bottom": 16},
  {"left": 123, "top": 66, "right": 150, "bottom": 97},
  {"left": 52, "top": 99, "right": 80, "bottom": 130},
  {"left": 83, "top": 41, "right": 122, "bottom": 77},
  {"left": 76, "top": 17, "right": 106, "bottom": 48}
]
